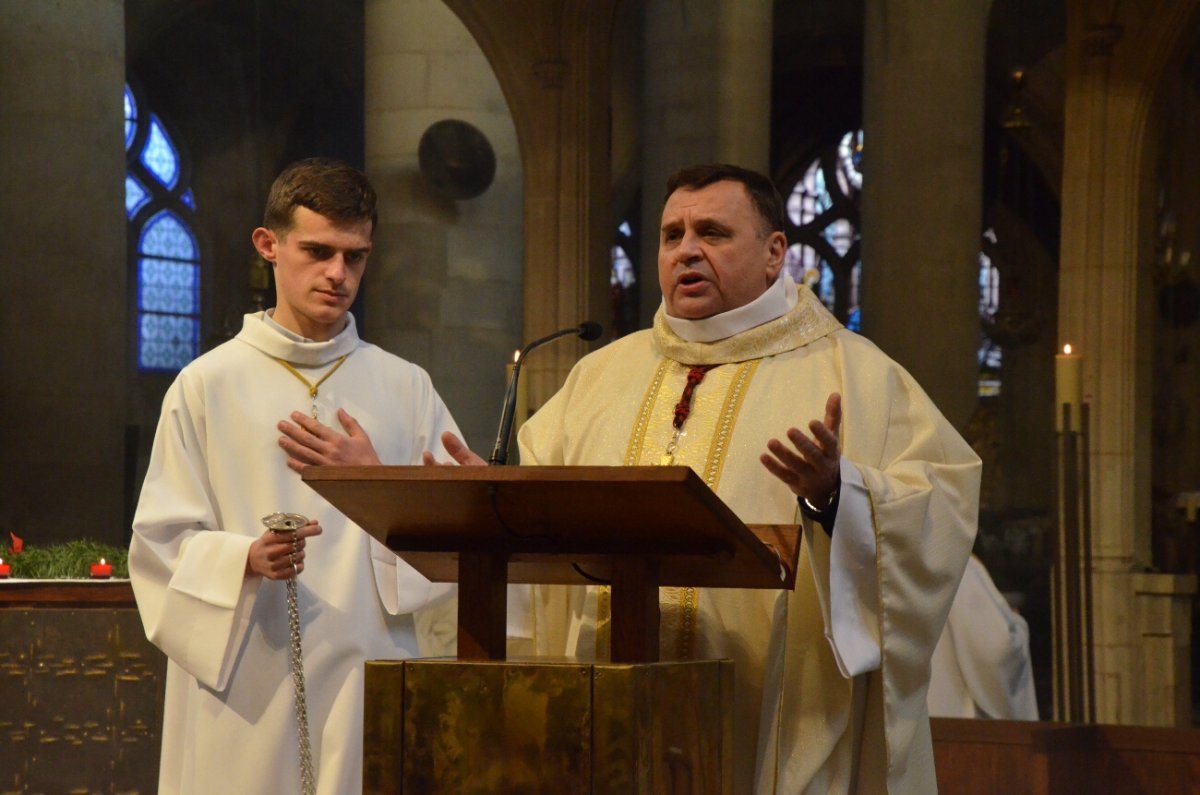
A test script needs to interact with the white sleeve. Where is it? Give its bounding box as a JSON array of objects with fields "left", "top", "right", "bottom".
[
  {"left": 947, "top": 557, "right": 1038, "bottom": 720},
  {"left": 129, "top": 379, "right": 262, "bottom": 692},
  {"left": 803, "top": 456, "right": 881, "bottom": 677}
]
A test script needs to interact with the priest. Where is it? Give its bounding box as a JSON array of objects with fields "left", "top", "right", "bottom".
[
  {"left": 434, "top": 163, "right": 981, "bottom": 793},
  {"left": 130, "top": 158, "right": 458, "bottom": 794}
]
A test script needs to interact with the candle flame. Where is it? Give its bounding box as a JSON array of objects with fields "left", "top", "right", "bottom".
[
  {"left": 0, "top": 558, "right": 4, "bottom": 566},
  {"left": 512, "top": 350, "right": 521, "bottom": 363},
  {"left": 100, "top": 558, "right": 107, "bottom": 565},
  {"left": 1063, "top": 343, "right": 1073, "bottom": 355}
]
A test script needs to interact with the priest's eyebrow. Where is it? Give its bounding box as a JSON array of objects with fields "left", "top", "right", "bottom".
[
  {"left": 661, "top": 216, "right": 733, "bottom": 240},
  {"left": 298, "top": 240, "right": 372, "bottom": 259}
]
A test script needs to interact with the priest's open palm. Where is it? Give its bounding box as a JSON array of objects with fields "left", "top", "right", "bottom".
[
  {"left": 277, "top": 408, "right": 381, "bottom": 471},
  {"left": 760, "top": 392, "right": 842, "bottom": 508}
]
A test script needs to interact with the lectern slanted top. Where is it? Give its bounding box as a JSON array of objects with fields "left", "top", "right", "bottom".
[{"left": 303, "top": 465, "right": 800, "bottom": 663}]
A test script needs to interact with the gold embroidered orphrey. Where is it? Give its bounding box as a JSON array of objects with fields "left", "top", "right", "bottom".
[{"left": 595, "top": 358, "right": 761, "bottom": 661}]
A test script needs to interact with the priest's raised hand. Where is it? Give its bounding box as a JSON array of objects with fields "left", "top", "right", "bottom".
[
  {"left": 760, "top": 391, "right": 842, "bottom": 511},
  {"left": 277, "top": 407, "right": 382, "bottom": 471}
]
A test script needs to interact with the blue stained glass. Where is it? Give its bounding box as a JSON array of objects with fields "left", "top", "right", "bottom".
[
  {"left": 141, "top": 115, "right": 180, "bottom": 189},
  {"left": 139, "top": 258, "right": 198, "bottom": 313},
  {"left": 836, "top": 130, "right": 864, "bottom": 193},
  {"left": 128, "top": 89, "right": 201, "bottom": 374},
  {"left": 138, "top": 313, "right": 198, "bottom": 371},
  {"left": 787, "top": 160, "right": 833, "bottom": 227},
  {"left": 125, "top": 175, "right": 150, "bottom": 218},
  {"left": 140, "top": 211, "right": 197, "bottom": 260},
  {"left": 124, "top": 85, "right": 137, "bottom": 151},
  {"left": 610, "top": 245, "right": 635, "bottom": 288},
  {"left": 823, "top": 218, "right": 856, "bottom": 258},
  {"left": 784, "top": 244, "right": 836, "bottom": 309},
  {"left": 819, "top": 261, "right": 836, "bottom": 308}
]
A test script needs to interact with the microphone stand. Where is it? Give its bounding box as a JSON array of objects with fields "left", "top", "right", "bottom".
[{"left": 489, "top": 322, "right": 601, "bottom": 465}]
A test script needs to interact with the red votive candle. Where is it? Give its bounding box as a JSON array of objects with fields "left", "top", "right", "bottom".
[
  {"left": 0, "top": 558, "right": 10, "bottom": 579},
  {"left": 90, "top": 558, "right": 113, "bottom": 579}
]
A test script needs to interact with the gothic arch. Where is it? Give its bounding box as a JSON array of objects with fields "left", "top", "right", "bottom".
[{"left": 440, "top": 1, "right": 618, "bottom": 406}]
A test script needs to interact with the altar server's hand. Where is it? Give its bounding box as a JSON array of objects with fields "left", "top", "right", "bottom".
[
  {"left": 421, "top": 431, "right": 486, "bottom": 466},
  {"left": 278, "top": 408, "right": 381, "bottom": 472},
  {"left": 761, "top": 392, "right": 842, "bottom": 509},
  {"left": 246, "top": 519, "right": 322, "bottom": 580}
]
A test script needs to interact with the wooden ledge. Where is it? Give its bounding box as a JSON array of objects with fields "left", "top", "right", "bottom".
[{"left": 0, "top": 579, "right": 136, "bottom": 608}]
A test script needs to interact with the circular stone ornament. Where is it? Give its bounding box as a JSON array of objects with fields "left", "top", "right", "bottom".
[{"left": 418, "top": 119, "right": 497, "bottom": 200}]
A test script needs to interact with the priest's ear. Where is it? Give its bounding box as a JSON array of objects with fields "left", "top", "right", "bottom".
[
  {"left": 251, "top": 227, "right": 279, "bottom": 265},
  {"left": 764, "top": 229, "right": 787, "bottom": 282}
]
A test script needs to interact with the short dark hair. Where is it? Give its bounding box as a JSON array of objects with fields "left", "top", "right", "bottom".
[
  {"left": 665, "top": 163, "right": 785, "bottom": 236},
  {"left": 263, "top": 157, "right": 378, "bottom": 236}
]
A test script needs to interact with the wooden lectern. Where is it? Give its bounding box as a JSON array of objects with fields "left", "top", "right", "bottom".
[{"left": 304, "top": 465, "right": 801, "bottom": 793}]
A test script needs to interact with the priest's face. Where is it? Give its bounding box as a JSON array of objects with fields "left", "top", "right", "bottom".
[
  {"left": 658, "top": 180, "right": 786, "bottom": 320},
  {"left": 252, "top": 206, "right": 373, "bottom": 341}
]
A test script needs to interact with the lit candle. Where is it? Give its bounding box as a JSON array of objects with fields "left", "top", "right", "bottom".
[
  {"left": 1055, "top": 343, "right": 1083, "bottom": 432},
  {"left": 0, "top": 558, "right": 10, "bottom": 579},
  {"left": 90, "top": 558, "right": 113, "bottom": 579}
]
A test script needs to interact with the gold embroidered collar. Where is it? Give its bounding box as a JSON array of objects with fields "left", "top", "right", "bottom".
[{"left": 651, "top": 284, "right": 842, "bottom": 365}]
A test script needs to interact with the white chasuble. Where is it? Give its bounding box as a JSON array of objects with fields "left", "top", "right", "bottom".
[
  {"left": 518, "top": 286, "right": 981, "bottom": 794},
  {"left": 130, "top": 312, "right": 460, "bottom": 795}
]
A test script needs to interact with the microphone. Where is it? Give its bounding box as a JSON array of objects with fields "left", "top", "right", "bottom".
[{"left": 489, "top": 321, "right": 603, "bottom": 465}]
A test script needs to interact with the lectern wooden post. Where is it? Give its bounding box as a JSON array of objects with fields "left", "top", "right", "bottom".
[{"left": 303, "top": 465, "right": 800, "bottom": 792}]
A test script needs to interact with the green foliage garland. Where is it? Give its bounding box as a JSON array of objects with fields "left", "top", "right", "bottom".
[{"left": 0, "top": 539, "right": 129, "bottom": 580}]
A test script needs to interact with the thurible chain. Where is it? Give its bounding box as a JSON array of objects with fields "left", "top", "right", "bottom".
[{"left": 263, "top": 512, "right": 315, "bottom": 795}]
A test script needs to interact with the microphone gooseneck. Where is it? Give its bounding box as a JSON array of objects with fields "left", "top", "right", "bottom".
[{"left": 488, "top": 321, "right": 603, "bottom": 465}]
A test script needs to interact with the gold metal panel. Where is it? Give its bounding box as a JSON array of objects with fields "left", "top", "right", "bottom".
[
  {"left": 592, "top": 660, "right": 733, "bottom": 795},
  {"left": 365, "top": 659, "right": 732, "bottom": 793},
  {"left": 363, "top": 661, "right": 407, "bottom": 794}
]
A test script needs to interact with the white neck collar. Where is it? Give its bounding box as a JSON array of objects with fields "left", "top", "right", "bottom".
[{"left": 663, "top": 271, "right": 797, "bottom": 343}]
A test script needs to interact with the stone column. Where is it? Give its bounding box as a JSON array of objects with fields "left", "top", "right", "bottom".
[
  {"left": 638, "top": 0, "right": 774, "bottom": 327},
  {"left": 859, "top": 0, "right": 990, "bottom": 432},
  {"left": 0, "top": 1, "right": 127, "bottom": 544},
  {"left": 364, "top": 0, "right": 524, "bottom": 452},
  {"left": 1058, "top": 0, "right": 1200, "bottom": 726}
]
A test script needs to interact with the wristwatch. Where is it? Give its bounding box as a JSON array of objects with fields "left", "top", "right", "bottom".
[{"left": 799, "top": 485, "right": 840, "bottom": 531}]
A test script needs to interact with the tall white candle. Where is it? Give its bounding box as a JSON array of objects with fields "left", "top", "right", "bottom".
[{"left": 1055, "top": 343, "right": 1082, "bottom": 432}]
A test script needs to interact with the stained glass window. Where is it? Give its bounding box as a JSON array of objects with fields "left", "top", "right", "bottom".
[
  {"left": 125, "top": 82, "right": 201, "bottom": 373},
  {"left": 610, "top": 219, "right": 638, "bottom": 338},
  {"left": 125, "top": 175, "right": 150, "bottom": 218},
  {"left": 141, "top": 116, "right": 181, "bottom": 190},
  {"left": 611, "top": 246, "right": 634, "bottom": 289},
  {"left": 124, "top": 86, "right": 137, "bottom": 152},
  {"left": 978, "top": 228, "right": 1002, "bottom": 397},
  {"left": 783, "top": 130, "right": 862, "bottom": 332},
  {"left": 783, "top": 129, "right": 999, "bottom": 388},
  {"left": 138, "top": 313, "right": 199, "bottom": 372}
]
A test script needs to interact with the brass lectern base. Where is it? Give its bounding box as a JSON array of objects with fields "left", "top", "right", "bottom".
[{"left": 364, "top": 658, "right": 733, "bottom": 794}]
